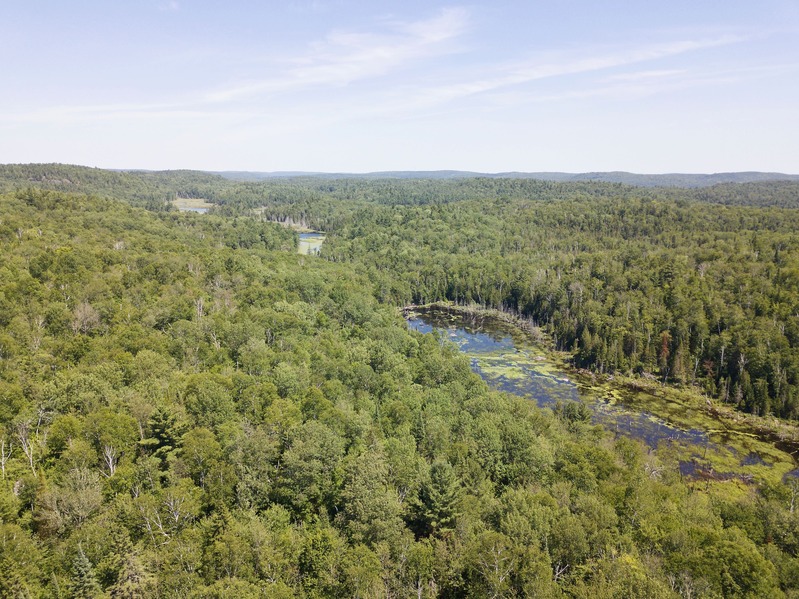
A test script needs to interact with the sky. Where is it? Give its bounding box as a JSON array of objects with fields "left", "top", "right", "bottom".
[{"left": 1, "top": 0, "right": 797, "bottom": 173}]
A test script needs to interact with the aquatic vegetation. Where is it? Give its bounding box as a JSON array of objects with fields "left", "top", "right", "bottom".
[{"left": 409, "top": 305, "right": 798, "bottom": 486}]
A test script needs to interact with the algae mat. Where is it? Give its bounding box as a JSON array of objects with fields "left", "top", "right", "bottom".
[{"left": 408, "top": 307, "right": 797, "bottom": 486}]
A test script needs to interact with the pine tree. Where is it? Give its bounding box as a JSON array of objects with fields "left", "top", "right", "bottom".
[
  {"left": 0, "top": 562, "right": 34, "bottom": 599},
  {"left": 415, "top": 460, "right": 461, "bottom": 536},
  {"left": 69, "top": 547, "right": 102, "bottom": 599}
]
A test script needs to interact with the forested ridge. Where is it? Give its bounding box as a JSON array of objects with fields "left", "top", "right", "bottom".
[
  {"left": 3, "top": 170, "right": 799, "bottom": 597},
  {"left": 2, "top": 164, "right": 799, "bottom": 210},
  {"left": 213, "top": 169, "right": 799, "bottom": 187},
  {"left": 0, "top": 164, "right": 227, "bottom": 211}
]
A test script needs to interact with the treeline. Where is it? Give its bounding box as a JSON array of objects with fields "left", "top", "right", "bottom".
[{"left": 3, "top": 189, "right": 799, "bottom": 597}]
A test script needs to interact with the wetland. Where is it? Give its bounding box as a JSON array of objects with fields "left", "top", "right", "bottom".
[
  {"left": 298, "top": 231, "right": 325, "bottom": 255},
  {"left": 407, "top": 304, "right": 799, "bottom": 486}
]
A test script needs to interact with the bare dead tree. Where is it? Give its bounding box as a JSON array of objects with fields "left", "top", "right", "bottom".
[
  {"left": 29, "top": 314, "right": 46, "bottom": 351},
  {"left": 0, "top": 437, "right": 12, "bottom": 479},
  {"left": 71, "top": 301, "right": 101, "bottom": 335},
  {"left": 102, "top": 445, "right": 119, "bottom": 477},
  {"left": 16, "top": 420, "right": 36, "bottom": 474}
]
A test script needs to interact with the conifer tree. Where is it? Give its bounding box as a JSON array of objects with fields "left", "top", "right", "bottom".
[{"left": 69, "top": 547, "right": 102, "bottom": 599}]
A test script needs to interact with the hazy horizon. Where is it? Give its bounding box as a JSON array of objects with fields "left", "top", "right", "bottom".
[{"left": 7, "top": 163, "right": 799, "bottom": 178}]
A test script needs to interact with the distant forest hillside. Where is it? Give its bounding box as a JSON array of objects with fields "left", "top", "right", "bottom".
[
  {"left": 6, "top": 163, "right": 795, "bottom": 421},
  {"left": 0, "top": 163, "right": 227, "bottom": 210},
  {"left": 2, "top": 163, "right": 799, "bottom": 209},
  {"left": 214, "top": 168, "right": 799, "bottom": 187}
]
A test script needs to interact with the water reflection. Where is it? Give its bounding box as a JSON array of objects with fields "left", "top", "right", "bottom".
[{"left": 408, "top": 309, "right": 710, "bottom": 452}]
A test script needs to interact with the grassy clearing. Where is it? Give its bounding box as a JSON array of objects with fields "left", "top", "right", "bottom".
[
  {"left": 172, "top": 197, "right": 215, "bottom": 210},
  {"left": 298, "top": 233, "right": 326, "bottom": 255}
]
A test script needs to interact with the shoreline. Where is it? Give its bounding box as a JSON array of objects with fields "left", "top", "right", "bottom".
[{"left": 405, "top": 301, "right": 799, "bottom": 479}]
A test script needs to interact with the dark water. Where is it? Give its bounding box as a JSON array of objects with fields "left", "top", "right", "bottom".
[
  {"left": 408, "top": 309, "right": 711, "bottom": 452},
  {"left": 783, "top": 468, "right": 799, "bottom": 482}
]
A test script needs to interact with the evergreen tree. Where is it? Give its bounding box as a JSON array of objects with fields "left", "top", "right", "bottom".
[
  {"left": 69, "top": 547, "right": 102, "bottom": 599},
  {"left": 414, "top": 460, "right": 461, "bottom": 536}
]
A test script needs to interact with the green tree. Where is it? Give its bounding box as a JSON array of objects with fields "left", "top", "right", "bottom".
[
  {"left": 413, "top": 460, "right": 461, "bottom": 537},
  {"left": 69, "top": 546, "right": 103, "bottom": 599},
  {"left": 109, "top": 552, "right": 153, "bottom": 599}
]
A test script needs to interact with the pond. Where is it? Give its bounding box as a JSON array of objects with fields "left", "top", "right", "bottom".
[
  {"left": 298, "top": 232, "right": 325, "bottom": 255},
  {"left": 173, "top": 198, "right": 214, "bottom": 213},
  {"left": 407, "top": 306, "right": 798, "bottom": 483}
]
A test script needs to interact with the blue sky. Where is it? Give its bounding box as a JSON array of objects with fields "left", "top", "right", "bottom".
[{"left": 1, "top": 1, "right": 797, "bottom": 173}]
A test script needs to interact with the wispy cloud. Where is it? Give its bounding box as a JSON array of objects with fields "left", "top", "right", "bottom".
[
  {"left": 604, "top": 69, "right": 687, "bottom": 83},
  {"left": 205, "top": 7, "right": 469, "bottom": 102},
  {"left": 0, "top": 7, "right": 468, "bottom": 127},
  {"left": 433, "top": 60, "right": 799, "bottom": 115},
  {"left": 287, "top": 0, "right": 336, "bottom": 14},
  {"left": 0, "top": 23, "right": 764, "bottom": 131},
  {"left": 389, "top": 34, "right": 748, "bottom": 110}
]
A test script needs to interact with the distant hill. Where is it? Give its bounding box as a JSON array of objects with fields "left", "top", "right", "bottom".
[
  {"left": 0, "top": 163, "right": 227, "bottom": 209},
  {"left": 215, "top": 169, "right": 799, "bottom": 187},
  {"left": 561, "top": 171, "right": 799, "bottom": 187},
  {"left": 2, "top": 163, "right": 796, "bottom": 190},
  {"left": 211, "top": 170, "right": 324, "bottom": 180},
  {"left": 2, "top": 164, "right": 799, "bottom": 211}
]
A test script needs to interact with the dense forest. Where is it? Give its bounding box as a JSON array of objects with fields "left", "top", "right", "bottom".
[
  {"left": 3, "top": 168, "right": 799, "bottom": 597},
  {"left": 316, "top": 195, "right": 799, "bottom": 420},
  {"left": 206, "top": 175, "right": 799, "bottom": 421}
]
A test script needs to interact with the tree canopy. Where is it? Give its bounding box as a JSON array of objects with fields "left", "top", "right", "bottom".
[{"left": 2, "top": 172, "right": 799, "bottom": 597}]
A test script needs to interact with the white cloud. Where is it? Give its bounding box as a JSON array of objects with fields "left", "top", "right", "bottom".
[
  {"left": 0, "top": 22, "right": 766, "bottom": 135},
  {"left": 204, "top": 7, "right": 469, "bottom": 102},
  {"left": 0, "top": 102, "right": 241, "bottom": 125}
]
